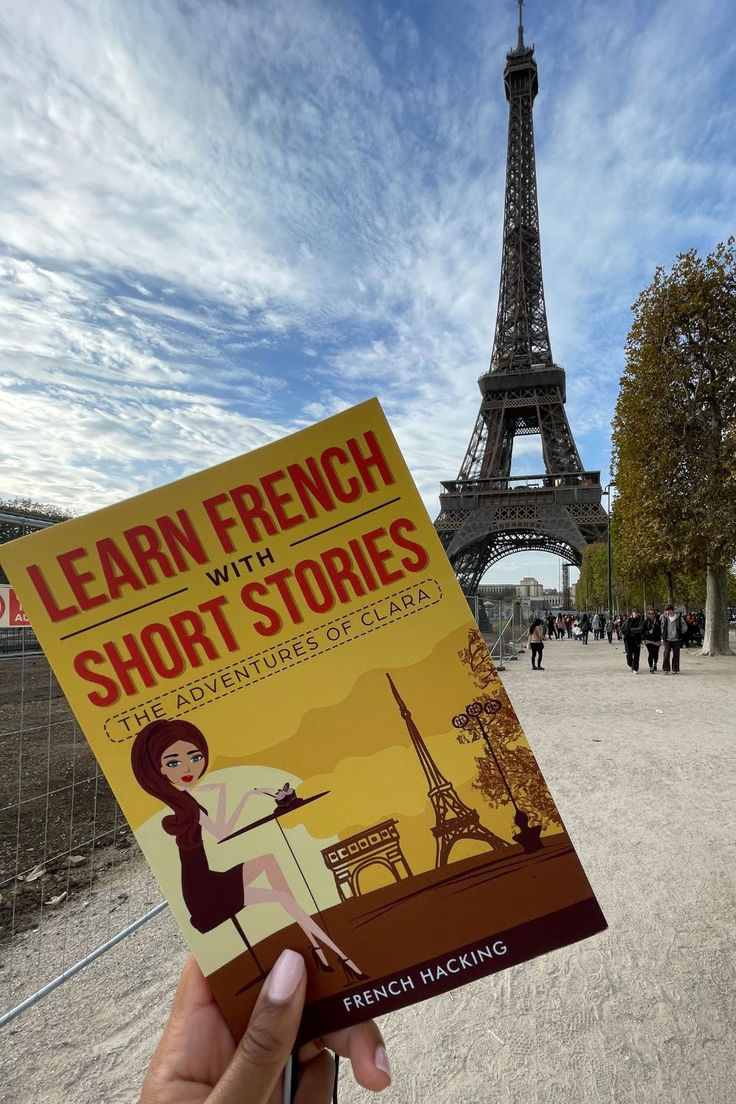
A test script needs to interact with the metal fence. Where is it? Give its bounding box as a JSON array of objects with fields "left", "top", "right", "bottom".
[{"left": 0, "top": 633, "right": 162, "bottom": 1026}]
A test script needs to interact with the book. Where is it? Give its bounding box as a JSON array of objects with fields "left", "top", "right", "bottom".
[{"left": 0, "top": 398, "right": 606, "bottom": 1043}]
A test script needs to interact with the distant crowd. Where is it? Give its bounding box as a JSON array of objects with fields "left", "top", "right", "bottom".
[{"left": 526, "top": 609, "right": 705, "bottom": 674}]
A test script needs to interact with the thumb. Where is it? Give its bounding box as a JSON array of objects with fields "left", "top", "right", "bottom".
[{"left": 208, "top": 949, "right": 306, "bottom": 1104}]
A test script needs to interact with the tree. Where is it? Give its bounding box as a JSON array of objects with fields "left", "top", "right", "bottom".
[
  {"left": 0, "top": 497, "right": 74, "bottom": 523},
  {"left": 611, "top": 240, "right": 736, "bottom": 655},
  {"left": 576, "top": 541, "right": 608, "bottom": 611}
]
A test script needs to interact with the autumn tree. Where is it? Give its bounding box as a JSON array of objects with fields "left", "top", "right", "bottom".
[
  {"left": 576, "top": 542, "right": 608, "bottom": 612},
  {"left": 611, "top": 240, "right": 736, "bottom": 655},
  {"left": 457, "top": 626, "right": 495, "bottom": 689}
]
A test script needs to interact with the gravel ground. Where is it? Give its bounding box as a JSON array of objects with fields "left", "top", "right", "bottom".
[{"left": 0, "top": 633, "right": 734, "bottom": 1104}]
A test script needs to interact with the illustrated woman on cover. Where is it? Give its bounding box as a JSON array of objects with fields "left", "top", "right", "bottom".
[{"left": 131, "top": 718, "right": 365, "bottom": 981}]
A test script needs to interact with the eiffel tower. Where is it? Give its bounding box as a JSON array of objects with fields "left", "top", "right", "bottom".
[
  {"left": 435, "top": 1, "right": 608, "bottom": 593},
  {"left": 386, "top": 673, "right": 509, "bottom": 866}
]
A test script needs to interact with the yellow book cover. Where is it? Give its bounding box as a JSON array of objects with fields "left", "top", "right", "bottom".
[{"left": 0, "top": 398, "right": 605, "bottom": 1042}]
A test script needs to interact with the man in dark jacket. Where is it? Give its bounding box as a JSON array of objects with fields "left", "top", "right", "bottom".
[
  {"left": 660, "top": 604, "right": 688, "bottom": 674},
  {"left": 622, "top": 609, "right": 644, "bottom": 672}
]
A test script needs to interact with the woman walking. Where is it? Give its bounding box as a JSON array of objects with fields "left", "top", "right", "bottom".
[
  {"left": 643, "top": 608, "right": 662, "bottom": 673},
  {"left": 622, "top": 609, "right": 644, "bottom": 672},
  {"left": 528, "top": 618, "right": 545, "bottom": 670}
]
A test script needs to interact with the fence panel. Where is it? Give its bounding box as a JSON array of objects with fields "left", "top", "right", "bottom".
[{"left": 0, "top": 634, "right": 161, "bottom": 1022}]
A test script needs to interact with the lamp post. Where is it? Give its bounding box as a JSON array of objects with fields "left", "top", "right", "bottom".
[
  {"left": 452, "top": 699, "right": 542, "bottom": 853},
  {"left": 605, "top": 482, "right": 616, "bottom": 618}
]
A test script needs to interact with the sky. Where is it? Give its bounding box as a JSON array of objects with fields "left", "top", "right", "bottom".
[{"left": 1, "top": 0, "right": 734, "bottom": 590}]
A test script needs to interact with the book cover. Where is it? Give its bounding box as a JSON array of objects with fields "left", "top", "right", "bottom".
[{"left": 0, "top": 398, "right": 606, "bottom": 1043}]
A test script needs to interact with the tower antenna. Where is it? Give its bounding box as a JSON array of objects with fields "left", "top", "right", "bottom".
[{"left": 517, "top": 0, "right": 525, "bottom": 50}]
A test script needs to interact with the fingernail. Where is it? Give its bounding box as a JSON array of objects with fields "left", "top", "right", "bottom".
[
  {"left": 375, "top": 1045, "right": 391, "bottom": 1082},
  {"left": 267, "top": 949, "right": 305, "bottom": 1002}
]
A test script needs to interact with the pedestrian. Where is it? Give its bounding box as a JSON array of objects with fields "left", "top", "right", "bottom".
[
  {"left": 614, "top": 616, "right": 622, "bottom": 641},
  {"left": 621, "top": 608, "right": 644, "bottom": 672},
  {"left": 580, "top": 612, "right": 590, "bottom": 645},
  {"left": 643, "top": 608, "right": 662, "bottom": 673},
  {"left": 546, "top": 613, "right": 557, "bottom": 639},
  {"left": 605, "top": 616, "right": 614, "bottom": 644},
  {"left": 660, "top": 604, "right": 688, "bottom": 674},
  {"left": 556, "top": 613, "right": 565, "bottom": 638},
  {"left": 591, "top": 613, "right": 600, "bottom": 640},
  {"left": 527, "top": 618, "right": 545, "bottom": 670}
]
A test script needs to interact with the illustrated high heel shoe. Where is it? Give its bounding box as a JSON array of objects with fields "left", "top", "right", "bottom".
[
  {"left": 310, "top": 945, "right": 334, "bottom": 972},
  {"left": 339, "top": 957, "right": 367, "bottom": 983}
]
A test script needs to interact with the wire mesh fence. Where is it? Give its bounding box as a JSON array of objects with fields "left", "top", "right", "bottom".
[{"left": 0, "top": 632, "right": 162, "bottom": 1025}]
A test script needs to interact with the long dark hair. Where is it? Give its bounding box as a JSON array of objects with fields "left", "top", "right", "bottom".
[{"left": 131, "top": 719, "right": 209, "bottom": 851}]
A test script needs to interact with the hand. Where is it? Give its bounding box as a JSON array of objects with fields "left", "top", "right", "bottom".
[{"left": 140, "top": 951, "right": 391, "bottom": 1104}]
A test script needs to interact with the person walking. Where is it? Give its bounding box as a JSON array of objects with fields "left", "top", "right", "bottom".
[
  {"left": 660, "top": 604, "right": 688, "bottom": 674},
  {"left": 622, "top": 609, "right": 644, "bottom": 672},
  {"left": 546, "top": 613, "right": 557, "bottom": 639},
  {"left": 527, "top": 618, "right": 545, "bottom": 670},
  {"left": 605, "top": 616, "right": 614, "bottom": 644},
  {"left": 591, "top": 613, "right": 600, "bottom": 640},
  {"left": 643, "top": 608, "right": 662, "bottom": 673},
  {"left": 564, "top": 614, "right": 573, "bottom": 638},
  {"left": 556, "top": 613, "right": 565, "bottom": 638},
  {"left": 580, "top": 612, "right": 591, "bottom": 645}
]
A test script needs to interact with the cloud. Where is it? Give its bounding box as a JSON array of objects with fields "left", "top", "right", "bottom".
[{"left": 1, "top": 0, "right": 733, "bottom": 587}]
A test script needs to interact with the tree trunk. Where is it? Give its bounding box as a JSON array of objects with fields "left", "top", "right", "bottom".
[{"left": 700, "top": 564, "right": 734, "bottom": 656}]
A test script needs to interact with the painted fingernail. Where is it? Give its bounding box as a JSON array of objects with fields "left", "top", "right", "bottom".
[
  {"left": 375, "top": 1045, "right": 391, "bottom": 1082},
  {"left": 267, "top": 949, "right": 305, "bottom": 1002}
]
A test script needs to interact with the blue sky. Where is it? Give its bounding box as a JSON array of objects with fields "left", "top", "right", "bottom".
[{"left": 1, "top": 0, "right": 734, "bottom": 589}]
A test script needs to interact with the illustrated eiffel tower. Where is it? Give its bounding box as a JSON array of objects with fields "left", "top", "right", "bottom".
[
  {"left": 386, "top": 673, "right": 509, "bottom": 866},
  {"left": 435, "top": 1, "right": 608, "bottom": 593}
]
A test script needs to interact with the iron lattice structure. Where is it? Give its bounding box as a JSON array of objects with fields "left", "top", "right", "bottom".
[
  {"left": 386, "top": 673, "right": 508, "bottom": 866},
  {"left": 435, "top": 4, "right": 607, "bottom": 592}
]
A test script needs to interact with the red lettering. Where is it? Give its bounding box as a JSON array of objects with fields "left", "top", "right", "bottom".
[
  {"left": 362, "top": 527, "right": 403, "bottom": 585},
  {"left": 97, "top": 538, "right": 144, "bottom": 599},
  {"left": 26, "top": 564, "right": 77, "bottom": 622},
  {"left": 198, "top": 596, "right": 238, "bottom": 651},
  {"left": 287, "top": 457, "right": 335, "bottom": 518},
  {"left": 346, "top": 430, "right": 394, "bottom": 492},
  {"left": 103, "top": 635, "right": 157, "bottom": 696},
  {"left": 321, "top": 446, "right": 360, "bottom": 503},
  {"left": 74, "top": 650, "right": 120, "bottom": 707},
  {"left": 157, "top": 510, "right": 208, "bottom": 569},
  {"left": 293, "top": 560, "right": 335, "bottom": 614},
  {"left": 140, "top": 624, "right": 186, "bottom": 678},
  {"left": 58, "top": 547, "right": 107, "bottom": 612},
  {"left": 260, "top": 470, "right": 305, "bottom": 530},
  {"left": 389, "top": 518, "right": 429, "bottom": 572},
  {"left": 320, "top": 546, "right": 368, "bottom": 601},
  {"left": 240, "top": 582, "right": 282, "bottom": 637},
  {"left": 203, "top": 493, "right": 239, "bottom": 554},
  {"left": 347, "top": 537, "right": 380, "bottom": 591},
  {"left": 169, "top": 609, "right": 220, "bottom": 666},
  {"left": 230, "top": 484, "right": 278, "bottom": 542},
  {"left": 123, "top": 526, "right": 176, "bottom": 585}
]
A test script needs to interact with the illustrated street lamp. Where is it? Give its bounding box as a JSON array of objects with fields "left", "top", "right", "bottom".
[{"left": 452, "top": 699, "right": 542, "bottom": 853}]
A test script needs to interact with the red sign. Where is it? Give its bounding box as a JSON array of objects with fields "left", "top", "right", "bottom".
[{"left": 0, "top": 585, "right": 31, "bottom": 628}]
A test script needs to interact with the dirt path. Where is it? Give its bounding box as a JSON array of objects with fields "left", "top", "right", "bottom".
[{"left": 1, "top": 635, "right": 734, "bottom": 1103}]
